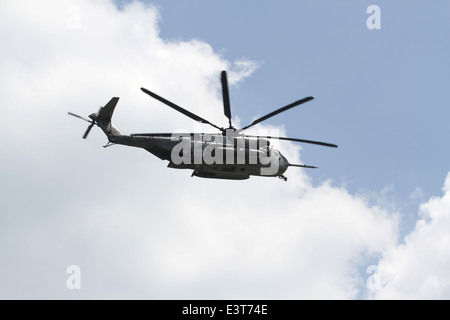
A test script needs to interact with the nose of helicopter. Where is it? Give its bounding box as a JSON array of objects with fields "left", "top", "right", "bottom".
[{"left": 278, "top": 152, "right": 290, "bottom": 174}]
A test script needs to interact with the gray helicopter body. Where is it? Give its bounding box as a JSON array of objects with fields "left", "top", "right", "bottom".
[{"left": 69, "top": 71, "right": 337, "bottom": 181}]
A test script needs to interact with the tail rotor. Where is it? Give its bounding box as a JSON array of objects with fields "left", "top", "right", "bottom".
[{"left": 68, "top": 109, "right": 100, "bottom": 139}]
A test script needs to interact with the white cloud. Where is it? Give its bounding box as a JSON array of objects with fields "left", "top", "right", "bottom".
[
  {"left": 227, "top": 59, "right": 262, "bottom": 85},
  {"left": 0, "top": 0, "right": 448, "bottom": 300},
  {"left": 371, "top": 173, "right": 450, "bottom": 299},
  {"left": 409, "top": 186, "right": 425, "bottom": 203}
]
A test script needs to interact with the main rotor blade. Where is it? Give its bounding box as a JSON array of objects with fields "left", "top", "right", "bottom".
[
  {"left": 141, "top": 87, "right": 223, "bottom": 131},
  {"left": 221, "top": 71, "right": 232, "bottom": 128},
  {"left": 68, "top": 112, "right": 92, "bottom": 123},
  {"left": 240, "top": 96, "right": 314, "bottom": 131},
  {"left": 245, "top": 134, "right": 338, "bottom": 148},
  {"left": 83, "top": 123, "right": 95, "bottom": 139}
]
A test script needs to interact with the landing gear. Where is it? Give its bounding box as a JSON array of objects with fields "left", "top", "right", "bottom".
[
  {"left": 278, "top": 175, "right": 287, "bottom": 181},
  {"left": 103, "top": 141, "right": 115, "bottom": 148}
]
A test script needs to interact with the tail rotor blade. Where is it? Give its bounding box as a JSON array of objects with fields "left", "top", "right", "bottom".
[
  {"left": 68, "top": 112, "right": 92, "bottom": 123},
  {"left": 83, "top": 123, "right": 95, "bottom": 139}
]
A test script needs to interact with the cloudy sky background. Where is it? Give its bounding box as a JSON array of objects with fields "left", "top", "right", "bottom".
[{"left": 1, "top": 0, "right": 449, "bottom": 299}]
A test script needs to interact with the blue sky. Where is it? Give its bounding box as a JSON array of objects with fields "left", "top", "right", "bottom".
[
  {"left": 137, "top": 0, "right": 450, "bottom": 202},
  {"left": 1, "top": 0, "right": 450, "bottom": 299}
]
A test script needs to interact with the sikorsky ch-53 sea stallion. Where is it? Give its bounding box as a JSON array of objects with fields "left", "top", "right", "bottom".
[{"left": 68, "top": 71, "right": 337, "bottom": 181}]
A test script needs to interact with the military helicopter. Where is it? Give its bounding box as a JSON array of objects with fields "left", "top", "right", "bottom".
[{"left": 68, "top": 71, "right": 337, "bottom": 181}]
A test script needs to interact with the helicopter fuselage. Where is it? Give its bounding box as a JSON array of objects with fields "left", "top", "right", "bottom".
[
  {"left": 69, "top": 70, "right": 337, "bottom": 181},
  {"left": 109, "top": 133, "right": 289, "bottom": 180}
]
